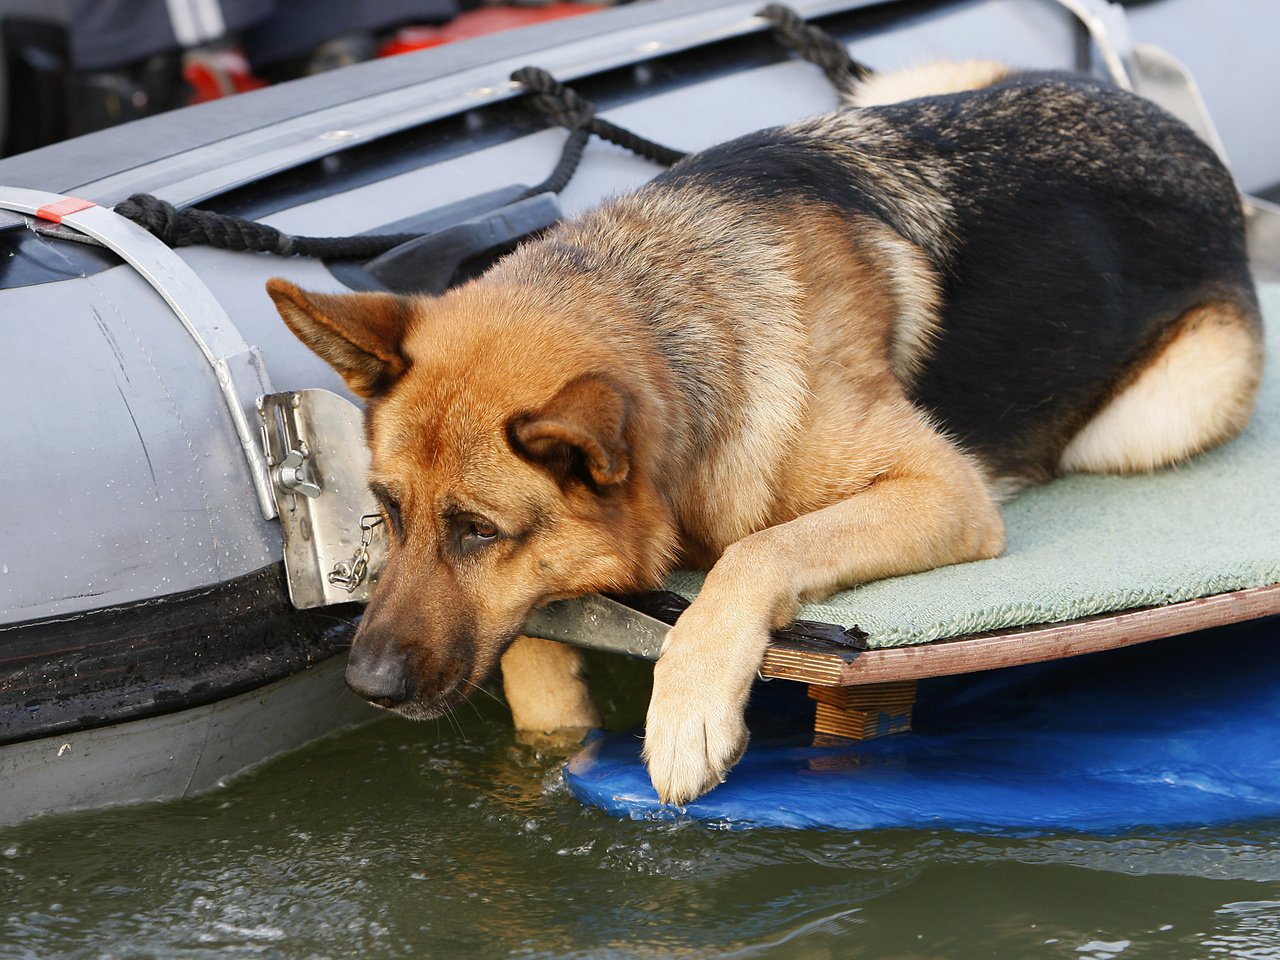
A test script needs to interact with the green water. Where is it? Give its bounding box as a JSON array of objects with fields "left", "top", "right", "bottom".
[{"left": 3, "top": 666, "right": 1280, "bottom": 960}]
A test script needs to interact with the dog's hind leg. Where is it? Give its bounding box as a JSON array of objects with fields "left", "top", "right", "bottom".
[
  {"left": 501, "top": 635, "right": 602, "bottom": 735},
  {"left": 1060, "top": 301, "right": 1264, "bottom": 474}
]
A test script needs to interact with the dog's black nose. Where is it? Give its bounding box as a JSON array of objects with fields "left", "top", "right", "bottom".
[{"left": 345, "top": 647, "right": 409, "bottom": 707}]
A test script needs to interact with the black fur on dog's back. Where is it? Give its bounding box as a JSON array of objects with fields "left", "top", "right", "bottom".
[{"left": 658, "top": 72, "right": 1258, "bottom": 482}]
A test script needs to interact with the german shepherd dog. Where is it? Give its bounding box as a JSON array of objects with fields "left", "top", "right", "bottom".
[{"left": 268, "top": 63, "right": 1263, "bottom": 804}]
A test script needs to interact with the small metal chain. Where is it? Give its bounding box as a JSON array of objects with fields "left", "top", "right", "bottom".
[{"left": 328, "top": 513, "right": 384, "bottom": 593}]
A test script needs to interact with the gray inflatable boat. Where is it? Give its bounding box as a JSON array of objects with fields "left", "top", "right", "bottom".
[{"left": 2, "top": 0, "right": 1278, "bottom": 824}]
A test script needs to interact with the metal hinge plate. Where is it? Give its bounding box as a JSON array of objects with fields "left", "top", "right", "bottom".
[{"left": 258, "top": 389, "right": 386, "bottom": 608}]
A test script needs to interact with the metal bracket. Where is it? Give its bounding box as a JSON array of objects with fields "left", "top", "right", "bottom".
[
  {"left": 258, "top": 389, "right": 386, "bottom": 608},
  {"left": 1046, "top": 0, "right": 1135, "bottom": 89},
  {"left": 1124, "top": 46, "right": 1280, "bottom": 267},
  {"left": 1245, "top": 196, "right": 1280, "bottom": 277},
  {"left": 0, "top": 187, "right": 279, "bottom": 519},
  {"left": 524, "top": 594, "right": 669, "bottom": 660}
]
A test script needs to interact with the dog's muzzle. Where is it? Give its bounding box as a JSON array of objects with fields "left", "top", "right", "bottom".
[{"left": 345, "top": 645, "right": 410, "bottom": 708}]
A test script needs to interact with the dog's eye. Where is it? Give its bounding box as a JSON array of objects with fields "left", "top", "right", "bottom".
[
  {"left": 384, "top": 500, "right": 404, "bottom": 537},
  {"left": 466, "top": 519, "right": 499, "bottom": 542},
  {"left": 454, "top": 516, "right": 502, "bottom": 555}
]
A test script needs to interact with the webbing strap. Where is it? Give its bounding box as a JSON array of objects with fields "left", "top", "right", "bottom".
[{"left": 0, "top": 187, "right": 278, "bottom": 519}]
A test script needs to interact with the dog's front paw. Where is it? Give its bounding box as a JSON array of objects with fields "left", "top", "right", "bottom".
[{"left": 642, "top": 641, "right": 752, "bottom": 805}]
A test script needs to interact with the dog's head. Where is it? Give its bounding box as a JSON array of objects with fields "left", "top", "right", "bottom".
[{"left": 267, "top": 278, "right": 676, "bottom": 718}]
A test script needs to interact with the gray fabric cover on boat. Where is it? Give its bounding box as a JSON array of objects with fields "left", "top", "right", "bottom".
[{"left": 665, "top": 282, "right": 1280, "bottom": 649}]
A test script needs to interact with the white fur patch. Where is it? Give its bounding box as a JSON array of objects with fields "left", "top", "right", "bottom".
[
  {"left": 861, "top": 223, "right": 943, "bottom": 384},
  {"left": 1060, "top": 311, "right": 1263, "bottom": 473},
  {"left": 847, "top": 60, "right": 1013, "bottom": 107}
]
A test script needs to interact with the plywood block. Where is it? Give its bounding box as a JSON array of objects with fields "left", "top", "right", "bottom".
[{"left": 808, "top": 680, "right": 916, "bottom": 740}]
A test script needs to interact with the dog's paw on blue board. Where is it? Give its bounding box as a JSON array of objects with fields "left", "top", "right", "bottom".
[{"left": 565, "top": 617, "right": 1280, "bottom": 832}]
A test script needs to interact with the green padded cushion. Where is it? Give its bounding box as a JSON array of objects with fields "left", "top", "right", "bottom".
[{"left": 664, "top": 283, "right": 1280, "bottom": 649}]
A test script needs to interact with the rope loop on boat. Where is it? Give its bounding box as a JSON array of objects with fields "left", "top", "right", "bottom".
[
  {"left": 515, "top": 127, "right": 591, "bottom": 200},
  {"left": 112, "top": 71, "right": 690, "bottom": 258},
  {"left": 757, "top": 3, "right": 872, "bottom": 97},
  {"left": 510, "top": 65, "right": 689, "bottom": 168},
  {"left": 511, "top": 65, "right": 597, "bottom": 130}
]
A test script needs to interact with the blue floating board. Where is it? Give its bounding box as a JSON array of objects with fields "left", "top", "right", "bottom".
[{"left": 565, "top": 616, "right": 1280, "bottom": 832}]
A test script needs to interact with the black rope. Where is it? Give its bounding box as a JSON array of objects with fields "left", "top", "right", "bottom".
[
  {"left": 511, "top": 64, "right": 597, "bottom": 130},
  {"left": 757, "top": 4, "right": 873, "bottom": 97},
  {"left": 114, "top": 193, "right": 422, "bottom": 259},
  {"left": 592, "top": 115, "right": 688, "bottom": 167},
  {"left": 510, "top": 65, "right": 688, "bottom": 167},
  {"left": 112, "top": 70, "right": 687, "bottom": 258},
  {"left": 516, "top": 127, "right": 591, "bottom": 201}
]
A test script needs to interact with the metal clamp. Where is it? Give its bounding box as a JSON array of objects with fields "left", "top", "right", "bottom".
[
  {"left": 277, "top": 446, "right": 322, "bottom": 498},
  {"left": 264, "top": 393, "right": 323, "bottom": 499},
  {"left": 258, "top": 389, "right": 385, "bottom": 608}
]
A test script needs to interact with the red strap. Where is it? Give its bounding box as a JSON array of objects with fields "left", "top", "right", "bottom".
[{"left": 35, "top": 196, "right": 96, "bottom": 223}]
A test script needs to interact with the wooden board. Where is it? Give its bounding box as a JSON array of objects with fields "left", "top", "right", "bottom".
[{"left": 759, "top": 582, "right": 1280, "bottom": 686}]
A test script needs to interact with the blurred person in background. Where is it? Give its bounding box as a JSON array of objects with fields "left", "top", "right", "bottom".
[{"left": 2, "top": 0, "right": 458, "bottom": 153}]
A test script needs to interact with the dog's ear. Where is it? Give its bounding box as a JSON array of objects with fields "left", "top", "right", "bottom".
[
  {"left": 266, "top": 278, "right": 412, "bottom": 398},
  {"left": 509, "top": 375, "right": 630, "bottom": 488}
]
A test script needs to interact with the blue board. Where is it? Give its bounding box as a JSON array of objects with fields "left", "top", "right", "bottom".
[{"left": 565, "top": 616, "right": 1280, "bottom": 831}]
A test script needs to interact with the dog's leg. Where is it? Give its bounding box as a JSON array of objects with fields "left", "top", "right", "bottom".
[
  {"left": 643, "top": 418, "right": 1004, "bottom": 804},
  {"left": 501, "top": 635, "right": 602, "bottom": 733}
]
